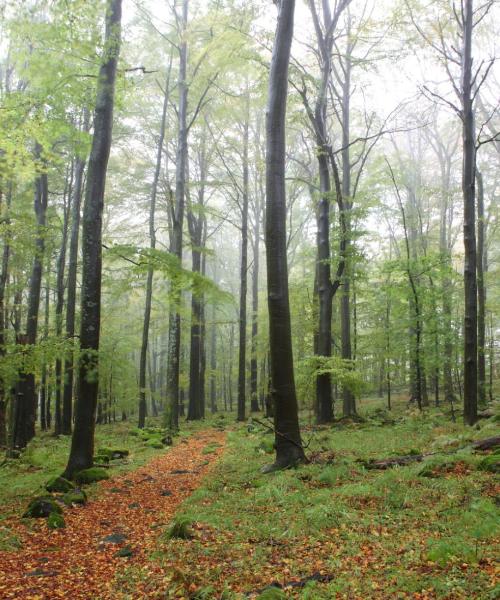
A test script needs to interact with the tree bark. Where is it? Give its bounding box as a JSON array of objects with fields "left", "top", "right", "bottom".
[
  {"left": 165, "top": 0, "right": 188, "bottom": 432},
  {"left": 476, "top": 169, "right": 486, "bottom": 408},
  {"left": 139, "top": 60, "right": 170, "bottom": 428},
  {"left": 462, "top": 0, "right": 477, "bottom": 425},
  {"left": 237, "top": 103, "right": 249, "bottom": 422},
  {"left": 54, "top": 165, "right": 73, "bottom": 435},
  {"left": 265, "top": 0, "right": 304, "bottom": 469},
  {"left": 14, "top": 155, "right": 48, "bottom": 450},
  {"left": 250, "top": 195, "right": 261, "bottom": 412},
  {"left": 62, "top": 111, "right": 90, "bottom": 435},
  {"left": 0, "top": 181, "right": 12, "bottom": 447},
  {"left": 64, "top": 0, "right": 122, "bottom": 477}
]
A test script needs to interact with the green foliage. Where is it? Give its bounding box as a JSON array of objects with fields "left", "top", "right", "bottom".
[
  {"left": 296, "top": 355, "right": 365, "bottom": 407},
  {"left": 256, "top": 587, "right": 286, "bottom": 600},
  {"left": 166, "top": 516, "right": 193, "bottom": 540},
  {"left": 477, "top": 454, "right": 500, "bottom": 473}
]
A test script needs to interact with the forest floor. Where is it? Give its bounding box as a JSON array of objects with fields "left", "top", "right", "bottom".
[
  {"left": 1, "top": 399, "right": 499, "bottom": 600},
  {"left": 0, "top": 426, "right": 225, "bottom": 599}
]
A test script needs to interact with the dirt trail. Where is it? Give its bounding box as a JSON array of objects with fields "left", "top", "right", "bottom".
[{"left": 0, "top": 429, "right": 225, "bottom": 599}]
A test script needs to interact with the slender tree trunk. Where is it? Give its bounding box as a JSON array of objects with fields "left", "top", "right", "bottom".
[
  {"left": 40, "top": 280, "right": 50, "bottom": 431},
  {"left": 250, "top": 196, "right": 260, "bottom": 412},
  {"left": 64, "top": 0, "right": 122, "bottom": 477},
  {"left": 54, "top": 166, "right": 73, "bottom": 435},
  {"left": 476, "top": 169, "right": 486, "bottom": 407},
  {"left": 237, "top": 105, "right": 249, "bottom": 422},
  {"left": 209, "top": 301, "right": 217, "bottom": 413},
  {"left": 462, "top": 0, "right": 477, "bottom": 426},
  {"left": 265, "top": 0, "right": 304, "bottom": 468},
  {"left": 14, "top": 157, "right": 48, "bottom": 450},
  {"left": 340, "top": 39, "right": 356, "bottom": 417},
  {"left": 165, "top": 0, "right": 188, "bottom": 431},
  {"left": 0, "top": 181, "right": 12, "bottom": 447},
  {"left": 139, "top": 59, "right": 170, "bottom": 428},
  {"left": 228, "top": 322, "right": 234, "bottom": 412},
  {"left": 62, "top": 110, "right": 90, "bottom": 435}
]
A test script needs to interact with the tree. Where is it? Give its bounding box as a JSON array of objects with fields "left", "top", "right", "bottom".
[
  {"left": 138, "top": 58, "right": 171, "bottom": 429},
  {"left": 265, "top": 0, "right": 305, "bottom": 470},
  {"left": 64, "top": 0, "right": 122, "bottom": 477}
]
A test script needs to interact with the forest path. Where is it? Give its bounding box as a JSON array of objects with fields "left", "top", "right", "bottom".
[{"left": 0, "top": 428, "right": 226, "bottom": 599}]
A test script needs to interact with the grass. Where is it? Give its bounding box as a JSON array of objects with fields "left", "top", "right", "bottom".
[{"left": 129, "top": 399, "right": 500, "bottom": 599}]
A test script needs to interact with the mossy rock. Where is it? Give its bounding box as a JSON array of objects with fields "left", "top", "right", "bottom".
[
  {"left": 166, "top": 517, "right": 193, "bottom": 539},
  {"left": 47, "top": 512, "right": 66, "bottom": 529},
  {"left": 256, "top": 587, "right": 286, "bottom": 599},
  {"left": 62, "top": 489, "right": 88, "bottom": 506},
  {"left": 477, "top": 455, "right": 500, "bottom": 473},
  {"left": 23, "top": 496, "right": 63, "bottom": 518},
  {"left": 93, "top": 454, "right": 110, "bottom": 465},
  {"left": 97, "top": 448, "right": 129, "bottom": 460},
  {"left": 45, "top": 476, "right": 75, "bottom": 494},
  {"left": 146, "top": 439, "right": 164, "bottom": 449},
  {"left": 74, "top": 467, "right": 110, "bottom": 485}
]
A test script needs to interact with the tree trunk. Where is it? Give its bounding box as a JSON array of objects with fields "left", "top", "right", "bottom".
[
  {"left": 139, "top": 60, "right": 170, "bottom": 428},
  {"left": 237, "top": 106, "right": 249, "bottom": 422},
  {"left": 54, "top": 165, "right": 73, "bottom": 435},
  {"left": 250, "top": 194, "right": 260, "bottom": 412},
  {"left": 476, "top": 169, "right": 486, "bottom": 407},
  {"left": 462, "top": 0, "right": 477, "bottom": 426},
  {"left": 340, "top": 48, "right": 355, "bottom": 417},
  {"left": 265, "top": 0, "right": 304, "bottom": 468},
  {"left": 62, "top": 110, "right": 90, "bottom": 435},
  {"left": 0, "top": 181, "right": 12, "bottom": 447},
  {"left": 14, "top": 158, "right": 48, "bottom": 450},
  {"left": 165, "top": 0, "right": 188, "bottom": 432},
  {"left": 64, "top": 0, "right": 122, "bottom": 477}
]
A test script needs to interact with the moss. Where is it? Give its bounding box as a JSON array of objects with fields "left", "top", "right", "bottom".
[
  {"left": 45, "top": 476, "right": 75, "bottom": 493},
  {"left": 62, "top": 489, "right": 88, "bottom": 506},
  {"left": 74, "top": 467, "right": 110, "bottom": 484},
  {"left": 96, "top": 448, "right": 129, "bottom": 460},
  {"left": 166, "top": 516, "right": 193, "bottom": 539},
  {"left": 256, "top": 587, "right": 286, "bottom": 600},
  {"left": 146, "top": 439, "right": 164, "bottom": 449},
  {"left": 23, "top": 496, "right": 62, "bottom": 518},
  {"left": 47, "top": 512, "right": 66, "bottom": 529}
]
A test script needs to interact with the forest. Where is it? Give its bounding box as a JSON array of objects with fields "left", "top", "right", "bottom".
[{"left": 0, "top": 0, "right": 499, "bottom": 598}]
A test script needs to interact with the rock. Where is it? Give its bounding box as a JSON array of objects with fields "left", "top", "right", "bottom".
[
  {"left": 62, "top": 489, "right": 87, "bottom": 506},
  {"left": 160, "top": 489, "right": 172, "bottom": 497},
  {"left": 146, "top": 439, "right": 164, "bottom": 449},
  {"left": 115, "top": 545, "right": 134, "bottom": 558},
  {"left": 161, "top": 435, "right": 173, "bottom": 446},
  {"left": 128, "top": 502, "right": 140, "bottom": 509},
  {"left": 74, "top": 468, "right": 110, "bottom": 485},
  {"left": 45, "top": 476, "right": 75, "bottom": 494},
  {"left": 97, "top": 448, "right": 130, "bottom": 460},
  {"left": 47, "top": 513, "right": 66, "bottom": 529},
  {"left": 26, "top": 568, "right": 59, "bottom": 577},
  {"left": 102, "top": 533, "right": 127, "bottom": 544},
  {"left": 23, "top": 496, "right": 63, "bottom": 519}
]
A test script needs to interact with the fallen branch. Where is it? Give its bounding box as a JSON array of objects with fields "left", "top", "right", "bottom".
[{"left": 471, "top": 436, "right": 500, "bottom": 451}]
